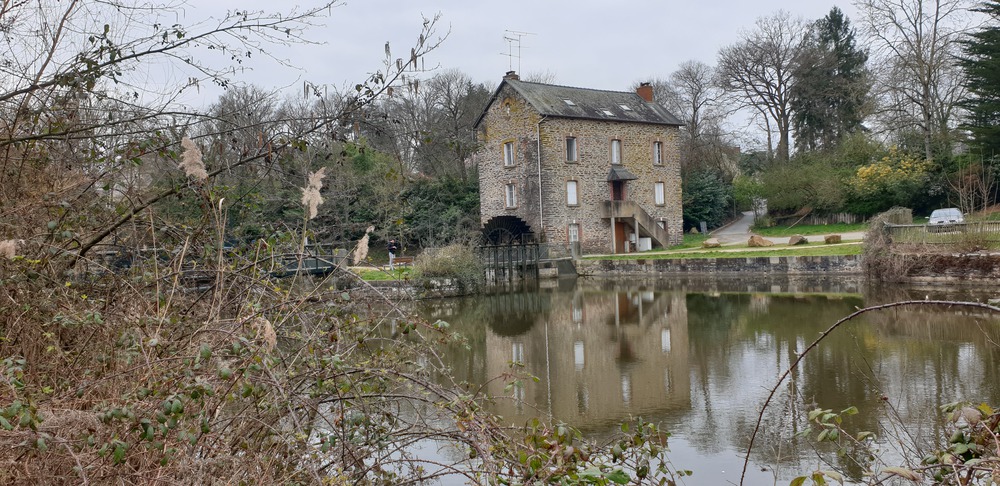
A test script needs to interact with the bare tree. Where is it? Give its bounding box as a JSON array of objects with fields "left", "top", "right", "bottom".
[
  {"left": 854, "top": 0, "right": 972, "bottom": 161},
  {"left": 646, "top": 61, "right": 736, "bottom": 175},
  {"left": 367, "top": 77, "right": 436, "bottom": 176},
  {"left": 663, "top": 61, "right": 725, "bottom": 141},
  {"left": 718, "top": 11, "right": 804, "bottom": 163},
  {"left": 366, "top": 69, "right": 490, "bottom": 181},
  {"left": 0, "top": 0, "right": 446, "bottom": 267},
  {"left": 420, "top": 70, "right": 491, "bottom": 181},
  {"left": 949, "top": 162, "right": 999, "bottom": 214}
]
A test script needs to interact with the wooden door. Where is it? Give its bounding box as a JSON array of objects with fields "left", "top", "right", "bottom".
[{"left": 614, "top": 221, "right": 630, "bottom": 253}]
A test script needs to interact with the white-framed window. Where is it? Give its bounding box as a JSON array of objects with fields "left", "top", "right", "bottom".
[
  {"left": 621, "top": 374, "right": 632, "bottom": 405},
  {"left": 566, "top": 180, "right": 578, "bottom": 206},
  {"left": 505, "top": 183, "right": 517, "bottom": 208},
  {"left": 503, "top": 141, "right": 515, "bottom": 167},
  {"left": 653, "top": 141, "right": 663, "bottom": 165},
  {"left": 611, "top": 139, "right": 622, "bottom": 164},
  {"left": 568, "top": 223, "right": 580, "bottom": 243},
  {"left": 574, "top": 341, "right": 585, "bottom": 371},
  {"left": 654, "top": 182, "right": 665, "bottom": 206},
  {"left": 512, "top": 342, "right": 524, "bottom": 365},
  {"left": 566, "top": 136, "right": 578, "bottom": 162}
]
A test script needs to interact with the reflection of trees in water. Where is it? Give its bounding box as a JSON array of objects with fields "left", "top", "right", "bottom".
[
  {"left": 683, "top": 291, "right": 900, "bottom": 478},
  {"left": 416, "top": 279, "right": 1000, "bottom": 482},
  {"left": 742, "top": 295, "right": 1000, "bottom": 481}
]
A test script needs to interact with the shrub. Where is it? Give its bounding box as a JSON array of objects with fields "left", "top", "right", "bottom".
[
  {"left": 682, "top": 169, "right": 733, "bottom": 230},
  {"left": 412, "top": 244, "right": 484, "bottom": 294},
  {"left": 846, "top": 147, "right": 931, "bottom": 215},
  {"left": 862, "top": 207, "right": 915, "bottom": 281},
  {"left": 761, "top": 159, "right": 848, "bottom": 214}
]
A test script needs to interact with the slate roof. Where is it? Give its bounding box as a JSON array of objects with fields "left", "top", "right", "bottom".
[{"left": 474, "top": 78, "right": 684, "bottom": 130}]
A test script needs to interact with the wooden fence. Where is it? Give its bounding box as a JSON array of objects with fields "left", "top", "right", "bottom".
[
  {"left": 475, "top": 242, "right": 540, "bottom": 285},
  {"left": 884, "top": 221, "right": 1000, "bottom": 245},
  {"left": 87, "top": 243, "right": 351, "bottom": 283}
]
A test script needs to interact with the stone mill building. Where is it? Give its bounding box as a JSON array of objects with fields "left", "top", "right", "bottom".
[{"left": 474, "top": 72, "right": 684, "bottom": 256}]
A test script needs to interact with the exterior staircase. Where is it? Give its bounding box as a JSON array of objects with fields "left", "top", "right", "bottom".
[{"left": 600, "top": 200, "right": 671, "bottom": 249}]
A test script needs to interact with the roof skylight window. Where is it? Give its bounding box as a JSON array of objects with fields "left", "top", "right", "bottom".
[
  {"left": 602, "top": 110, "right": 616, "bottom": 116},
  {"left": 563, "top": 99, "right": 576, "bottom": 106},
  {"left": 619, "top": 104, "right": 632, "bottom": 111}
]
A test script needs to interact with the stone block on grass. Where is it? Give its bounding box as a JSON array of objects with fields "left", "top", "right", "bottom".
[
  {"left": 748, "top": 235, "right": 774, "bottom": 247},
  {"left": 702, "top": 238, "right": 721, "bottom": 248},
  {"left": 824, "top": 234, "right": 842, "bottom": 244},
  {"left": 788, "top": 235, "right": 809, "bottom": 246}
]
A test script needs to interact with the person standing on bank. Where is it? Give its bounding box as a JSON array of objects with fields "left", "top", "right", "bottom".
[{"left": 387, "top": 238, "right": 399, "bottom": 270}]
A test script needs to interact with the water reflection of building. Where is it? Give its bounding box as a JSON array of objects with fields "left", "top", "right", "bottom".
[
  {"left": 483, "top": 289, "right": 690, "bottom": 430},
  {"left": 418, "top": 280, "right": 1000, "bottom": 484}
]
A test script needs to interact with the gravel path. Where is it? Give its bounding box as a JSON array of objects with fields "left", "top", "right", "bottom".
[{"left": 710, "top": 211, "right": 866, "bottom": 246}]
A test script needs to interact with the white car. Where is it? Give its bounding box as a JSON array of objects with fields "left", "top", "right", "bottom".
[{"left": 928, "top": 208, "right": 964, "bottom": 232}]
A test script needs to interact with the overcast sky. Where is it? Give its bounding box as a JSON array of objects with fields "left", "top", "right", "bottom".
[{"left": 191, "top": 0, "right": 862, "bottom": 104}]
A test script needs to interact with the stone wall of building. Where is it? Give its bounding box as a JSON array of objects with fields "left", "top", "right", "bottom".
[
  {"left": 538, "top": 118, "right": 682, "bottom": 254},
  {"left": 477, "top": 83, "right": 683, "bottom": 254},
  {"left": 477, "top": 84, "right": 544, "bottom": 234}
]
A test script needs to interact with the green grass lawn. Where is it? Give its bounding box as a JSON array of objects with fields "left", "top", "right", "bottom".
[
  {"left": 751, "top": 222, "right": 868, "bottom": 237},
  {"left": 351, "top": 267, "right": 412, "bottom": 281},
  {"left": 589, "top": 242, "right": 863, "bottom": 260},
  {"left": 668, "top": 233, "right": 709, "bottom": 250}
]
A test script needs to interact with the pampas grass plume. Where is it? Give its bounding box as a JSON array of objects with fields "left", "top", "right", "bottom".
[
  {"left": 179, "top": 137, "right": 208, "bottom": 181},
  {"left": 301, "top": 167, "right": 327, "bottom": 220},
  {"left": 352, "top": 226, "right": 374, "bottom": 265},
  {"left": 0, "top": 239, "right": 18, "bottom": 259},
  {"left": 253, "top": 317, "right": 277, "bottom": 352}
]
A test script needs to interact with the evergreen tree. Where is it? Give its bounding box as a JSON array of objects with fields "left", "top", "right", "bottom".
[
  {"left": 959, "top": 1, "right": 1000, "bottom": 158},
  {"left": 790, "top": 7, "right": 870, "bottom": 152}
]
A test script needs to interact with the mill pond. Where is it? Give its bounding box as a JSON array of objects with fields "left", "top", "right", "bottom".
[{"left": 411, "top": 276, "right": 1000, "bottom": 485}]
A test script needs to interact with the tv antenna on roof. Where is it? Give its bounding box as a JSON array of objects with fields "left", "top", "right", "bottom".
[{"left": 502, "top": 30, "right": 535, "bottom": 74}]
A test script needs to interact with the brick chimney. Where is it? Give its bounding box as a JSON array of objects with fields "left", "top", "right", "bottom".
[
  {"left": 504, "top": 70, "right": 520, "bottom": 81},
  {"left": 636, "top": 82, "right": 653, "bottom": 102}
]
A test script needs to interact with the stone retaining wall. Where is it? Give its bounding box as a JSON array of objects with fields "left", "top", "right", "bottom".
[
  {"left": 349, "top": 279, "right": 468, "bottom": 300},
  {"left": 576, "top": 255, "right": 863, "bottom": 277},
  {"left": 898, "top": 253, "right": 1000, "bottom": 282}
]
